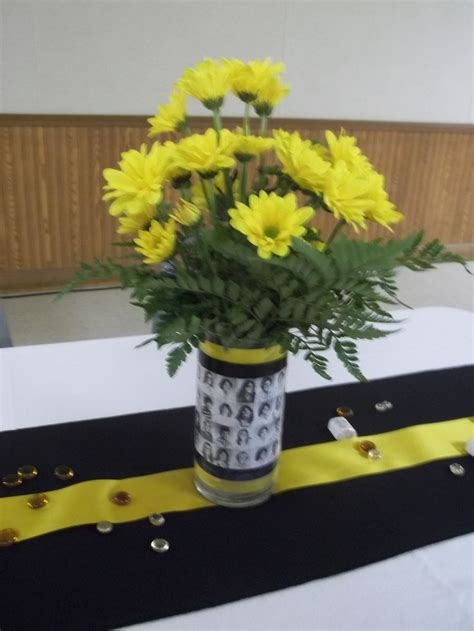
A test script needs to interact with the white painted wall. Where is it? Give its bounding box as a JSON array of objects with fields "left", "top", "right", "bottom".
[{"left": 1, "top": 0, "right": 472, "bottom": 123}]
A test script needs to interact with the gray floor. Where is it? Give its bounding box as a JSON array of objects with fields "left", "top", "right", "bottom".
[{"left": 2, "top": 262, "right": 473, "bottom": 346}]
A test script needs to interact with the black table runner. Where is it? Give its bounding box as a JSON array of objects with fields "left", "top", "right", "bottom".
[{"left": 0, "top": 366, "right": 473, "bottom": 631}]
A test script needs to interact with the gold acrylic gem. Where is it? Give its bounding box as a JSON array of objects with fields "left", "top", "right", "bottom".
[
  {"left": 449, "top": 463, "right": 465, "bottom": 477},
  {"left": 2, "top": 473, "right": 23, "bottom": 488},
  {"left": 151, "top": 538, "right": 170, "bottom": 553},
  {"left": 17, "top": 465, "right": 38, "bottom": 479},
  {"left": 149, "top": 513, "right": 165, "bottom": 526},
  {"left": 54, "top": 465, "right": 74, "bottom": 481},
  {"left": 0, "top": 528, "right": 20, "bottom": 547},
  {"left": 110, "top": 491, "right": 132, "bottom": 506},
  {"left": 27, "top": 493, "right": 49, "bottom": 509},
  {"left": 368, "top": 448, "right": 384, "bottom": 460},
  {"left": 96, "top": 521, "right": 114, "bottom": 534},
  {"left": 336, "top": 406, "right": 354, "bottom": 418},
  {"left": 359, "top": 440, "right": 376, "bottom": 454}
]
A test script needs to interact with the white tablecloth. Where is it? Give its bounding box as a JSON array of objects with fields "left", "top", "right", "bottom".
[{"left": 1, "top": 306, "right": 473, "bottom": 630}]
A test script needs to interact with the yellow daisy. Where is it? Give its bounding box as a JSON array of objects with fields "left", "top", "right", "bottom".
[
  {"left": 229, "top": 191, "right": 314, "bottom": 260},
  {"left": 170, "top": 199, "right": 202, "bottom": 226},
  {"left": 103, "top": 143, "right": 171, "bottom": 216},
  {"left": 324, "top": 130, "right": 371, "bottom": 172},
  {"left": 177, "top": 58, "right": 231, "bottom": 110},
  {"left": 253, "top": 75, "right": 290, "bottom": 116},
  {"left": 226, "top": 58, "right": 285, "bottom": 102},
  {"left": 232, "top": 132, "right": 274, "bottom": 161},
  {"left": 134, "top": 219, "right": 176, "bottom": 265},
  {"left": 148, "top": 92, "right": 187, "bottom": 136},
  {"left": 365, "top": 172, "right": 404, "bottom": 230},
  {"left": 116, "top": 206, "right": 156, "bottom": 235},
  {"left": 273, "top": 130, "right": 331, "bottom": 193},
  {"left": 322, "top": 162, "right": 376, "bottom": 230},
  {"left": 163, "top": 140, "right": 192, "bottom": 183},
  {"left": 173, "top": 128, "right": 236, "bottom": 177}
]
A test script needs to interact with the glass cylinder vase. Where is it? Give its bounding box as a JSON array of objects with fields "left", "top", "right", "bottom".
[{"left": 194, "top": 341, "right": 287, "bottom": 508}]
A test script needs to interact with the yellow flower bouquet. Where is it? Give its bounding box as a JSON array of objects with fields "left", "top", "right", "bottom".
[
  {"left": 66, "top": 57, "right": 468, "bottom": 506},
  {"left": 69, "top": 57, "right": 465, "bottom": 381}
]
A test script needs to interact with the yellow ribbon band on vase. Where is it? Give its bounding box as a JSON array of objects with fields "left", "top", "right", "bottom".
[
  {"left": 199, "top": 341, "right": 286, "bottom": 365},
  {"left": 0, "top": 417, "right": 471, "bottom": 543}
]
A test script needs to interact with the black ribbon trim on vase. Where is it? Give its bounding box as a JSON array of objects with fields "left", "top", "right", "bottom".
[
  {"left": 198, "top": 350, "right": 288, "bottom": 378},
  {"left": 194, "top": 451, "right": 277, "bottom": 481}
]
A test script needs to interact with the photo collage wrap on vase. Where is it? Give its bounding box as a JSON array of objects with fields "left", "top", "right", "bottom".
[{"left": 195, "top": 365, "right": 286, "bottom": 472}]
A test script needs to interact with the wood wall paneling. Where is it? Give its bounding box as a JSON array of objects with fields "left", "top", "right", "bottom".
[{"left": 0, "top": 115, "right": 472, "bottom": 293}]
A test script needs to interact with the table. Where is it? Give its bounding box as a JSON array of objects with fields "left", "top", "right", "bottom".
[{"left": 1, "top": 306, "right": 473, "bottom": 630}]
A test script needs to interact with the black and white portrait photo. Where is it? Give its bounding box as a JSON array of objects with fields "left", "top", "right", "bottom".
[
  {"left": 215, "top": 448, "right": 229, "bottom": 467},
  {"left": 217, "top": 425, "right": 231, "bottom": 447},
  {"left": 278, "top": 370, "right": 285, "bottom": 385},
  {"left": 203, "top": 370, "right": 214, "bottom": 387},
  {"left": 199, "top": 416, "right": 213, "bottom": 442},
  {"left": 255, "top": 447, "right": 268, "bottom": 462},
  {"left": 219, "top": 378, "right": 233, "bottom": 396},
  {"left": 201, "top": 394, "right": 213, "bottom": 417},
  {"left": 202, "top": 441, "right": 213, "bottom": 463},
  {"left": 236, "top": 405, "right": 254, "bottom": 427},
  {"left": 273, "top": 414, "right": 282, "bottom": 432},
  {"left": 219, "top": 403, "right": 233, "bottom": 418},
  {"left": 275, "top": 394, "right": 283, "bottom": 411},
  {"left": 236, "top": 428, "right": 251, "bottom": 446},
  {"left": 257, "top": 425, "right": 270, "bottom": 441},
  {"left": 237, "top": 379, "right": 256, "bottom": 403},
  {"left": 236, "top": 451, "right": 249, "bottom": 467},
  {"left": 260, "top": 376, "right": 273, "bottom": 395},
  {"left": 271, "top": 440, "right": 279, "bottom": 456},
  {"left": 258, "top": 401, "right": 271, "bottom": 419}
]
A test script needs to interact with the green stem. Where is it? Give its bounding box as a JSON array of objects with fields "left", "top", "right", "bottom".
[
  {"left": 259, "top": 114, "right": 268, "bottom": 137},
  {"left": 201, "top": 177, "right": 217, "bottom": 222},
  {"left": 197, "top": 229, "right": 213, "bottom": 273},
  {"left": 223, "top": 168, "right": 235, "bottom": 208},
  {"left": 326, "top": 220, "right": 346, "bottom": 247},
  {"left": 183, "top": 123, "right": 193, "bottom": 136},
  {"left": 243, "top": 103, "right": 251, "bottom": 135},
  {"left": 212, "top": 109, "right": 222, "bottom": 133},
  {"left": 239, "top": 160, "right": 248, "bottom": 204},
  {"left": 180, "top": 186, "right": 192, "bottom": 202},
  {"left": 256, "top": 115, "right": 269, "bottom": 189}
]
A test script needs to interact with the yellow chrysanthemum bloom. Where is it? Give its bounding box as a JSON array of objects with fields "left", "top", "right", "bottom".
[
  {"left": 325, "top": 130, "right": 371, "bottom": 172},
  {"left": 229, "top": 191, "right": 314, "bottom": 260},
  {"left": 273, "top": 130, "right": 331, "bottom": 193},
  {"left": 173, "top": 129, "right": 236, "bottom": 177},
  {"left": 134, "top": 219, "right": 176, "bottom": 265},
  {"left": 253, "top": 75, "right": 290, "bottom": 116},
  {"left": 177, "top": 58, "right": 231, "bottom": 110},
  {"left": 103, "top": 143, "right": 171, "bottom": 216},
  {"left": 322, "top": 162, "right": 377, "bottom": 230},
  {"left": 148, "top": 92, "right": 188, "bottom": 136},
  {"left": 226, "top": 58, "right": 284, "bottom": 102},
  {"left": 117, "top": 206, "right": 156, "bottom": 235},
  {"left": 170, "top": 199, "right": 202, "bottom": 226},
  {"left": 162, "top": 141, "right": 192, "bottom": 184},
  {"left": 233, "top": 132, "right": 274, "bottom": 161},
  {"left": 365, "top": 172, "right": 404, "bottom": 230}
]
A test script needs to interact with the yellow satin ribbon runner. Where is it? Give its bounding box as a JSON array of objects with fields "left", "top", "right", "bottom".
[{"left": 1, "top": 417, "right": 472, "bottom": 543}]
